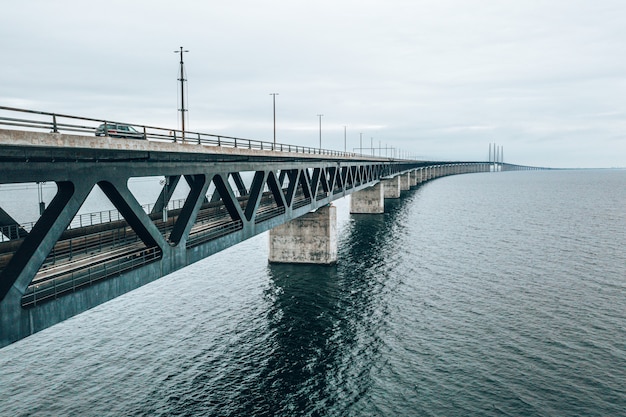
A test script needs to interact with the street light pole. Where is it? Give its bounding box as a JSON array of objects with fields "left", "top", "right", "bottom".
[
  {"left": 317, "top": 114, "right": 324, "bottom": 150},
  {"left": 270, "top": 93, "right": 278, "bottom": 147},
  {"left": 344, "top": 126, "right": 347, "bottom": 153},
  {"left": 359, "top": 132, "right": 363, "bottom": 154},
  {"left": 174, "top": 46, "right": 189, "bottom": 141}
]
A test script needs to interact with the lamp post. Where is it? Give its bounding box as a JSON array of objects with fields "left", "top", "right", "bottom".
[
  {"left": 317, "top": 114, "right": 323, "bottom": 150},
  {"left": 270, "top": 93, "right": 278, "bottom": 147},
  {"left": 174, "top": 46, "right": 189, "bottom": 141},
  {"left": 344, "top": 126, "right": 347, "bottom": 153},
  {"left": 359, "top": 132, "right": 363, "bottom": 154}
]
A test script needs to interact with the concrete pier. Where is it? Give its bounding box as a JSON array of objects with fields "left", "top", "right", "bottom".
[
  {"left": 268, "top": 205, "right": 337, "bottom": 265},
  {"left": 350, "top": 182, "right": 384, "bottom": 214},
  {"left": 400, "top": 172, "right": 411, "bottom": 191},
  {"left": 383, "top": 177, "right": 401, "bottom": 199}
]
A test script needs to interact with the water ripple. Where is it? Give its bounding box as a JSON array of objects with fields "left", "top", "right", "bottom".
[{"left": 1, "top": 170, "right": 625, "bottom": 416}]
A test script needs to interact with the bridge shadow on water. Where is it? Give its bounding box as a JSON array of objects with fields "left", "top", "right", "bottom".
[
  {"left": 201, "top": 189, "right": 421, "bottom": 416},
  {"left": 144, "top": 189, "right": 423, "bottom": 417}
]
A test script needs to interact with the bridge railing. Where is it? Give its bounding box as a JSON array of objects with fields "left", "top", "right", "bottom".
[
  {"left": 0, "top": 105, "right": 367, "bottom": 159},
  {"left": 0, "top": 198, "right": 187, "bottom": 243},
  {"left": 21, "top": 246, "right": 162, "bottom": 308}
]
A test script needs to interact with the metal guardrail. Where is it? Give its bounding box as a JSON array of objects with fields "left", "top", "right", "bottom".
[
  {"left": 21, "top": 246, "right": 162, "bottom": 308},
  {"left": 255, "top": 206, "right": 286, "bottom": 224},
  {"left": 0, "top": 105, "right": 364, "bottom": 158},
  {"left": 0, "top": 198, "right": 187, "bottom": 243},
  {"left": 293, "top": 197, "right": 312, "bottom": 209},
  {"left": 186, "top": 219, "right": 244, "bottom": 248}
]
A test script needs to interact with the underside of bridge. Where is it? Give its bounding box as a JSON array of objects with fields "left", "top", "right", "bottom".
[{"left": 0, "top": 129, "right": 519, "bottom": 347}]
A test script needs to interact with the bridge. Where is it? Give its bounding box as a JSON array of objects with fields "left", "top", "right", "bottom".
[{"left": 0, "top": 107, "right": 539, "bottom": 348}]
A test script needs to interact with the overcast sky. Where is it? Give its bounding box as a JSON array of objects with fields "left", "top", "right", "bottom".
[{"left": 2, "top": 0, "right": 625, "bottom": 167}]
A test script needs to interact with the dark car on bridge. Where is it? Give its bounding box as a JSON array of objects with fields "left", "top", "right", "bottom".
[{"left": 95, "top": 123, "right": 144, "bottom": 140}]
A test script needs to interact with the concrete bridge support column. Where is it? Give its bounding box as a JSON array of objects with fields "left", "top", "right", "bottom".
[
  {"left": 350, "top": 182, "right": 384, "bottom": 214},
  {"left": 383, "top": 177, "right": 401, "bottom": 199},
  {"left": 400, "top": 172, "right": 411, "bottom": 191},
  {"left": 269, "top": 205, "right": 337, "bottom": 265},
  {"left": 411, "top": 170, "right": 419, "bottom": 187}
]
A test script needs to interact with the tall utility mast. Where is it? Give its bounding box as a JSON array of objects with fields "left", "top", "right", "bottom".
[
  {"left": 317, "top": 114, "right": 323, "bottom": 149},
  {"left": 270, "top": 93, "right": 278, "bottom": 147},
  {"left": 174, "top": 46, "right": 189, "bottom": 140}
]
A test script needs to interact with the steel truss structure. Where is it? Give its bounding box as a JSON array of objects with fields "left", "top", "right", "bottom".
[
  {"left": 2, "top": 136, "right": 495, "bottom": 347},
  {"left": 0, "top": 98, "right": 548, "bottom": 347}
]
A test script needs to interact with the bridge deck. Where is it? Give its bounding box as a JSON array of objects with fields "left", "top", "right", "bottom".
[
  {"left": 0, "top": 127, "right": 504, "bottom": 348},
  {"left": 0, "top": 128, "right": 392, "bottom": 164}
]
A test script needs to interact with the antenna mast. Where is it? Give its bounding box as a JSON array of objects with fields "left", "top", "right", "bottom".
[{"left": 174, "top": 46, "right": 189, "bottom": 140}]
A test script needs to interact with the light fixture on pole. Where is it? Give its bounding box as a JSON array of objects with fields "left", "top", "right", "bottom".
[
  {"left": 270, "top": 93, "right": 278, "bottom": 147},
  {"left": 317, "top": 114, "right": 324, "bottom": 150},
  {"left": 174, "top": 46, "right": 189, "bottom": 141}
]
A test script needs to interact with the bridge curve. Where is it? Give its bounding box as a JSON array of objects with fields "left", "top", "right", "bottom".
[{"left": 0, "top": 112, "right": 538, "bottom": 348}]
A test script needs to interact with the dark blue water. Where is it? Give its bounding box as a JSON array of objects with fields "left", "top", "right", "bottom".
[{"left": 1, "top": 170, "right": 625, "bottom": 416}]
